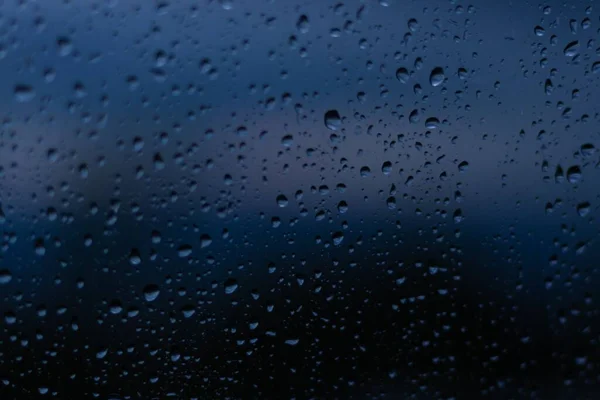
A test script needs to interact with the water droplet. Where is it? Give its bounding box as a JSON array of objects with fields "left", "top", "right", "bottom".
[
  {"left": 429, "top": 67, "right": 445, "bottom": 87},
  {"left": 126, "top": 75, "right": 139, "bottom": 91},
  {"left": 396, "top": 67, "right": 409, "bottom": 83},
  {"left": 43, "top": 68, "right": 56, "bottom": 83},
  {"left": 580, "top": 143, "right": 595, "bottom": 157},
  {"left": 57, "top": 36, "right": 73, "bottom": 56},
  {"left": 381, "top": 161, "right": 392, "bottom": 175},
  {"left": 566, "top": 166, "right": 582, "bottom": 183},
  {"left": 563, "top": 41, "right": 579, "bottom": 57},
  {"left": 154, "top": 50, "right": 167, "bottom": 67},
  {"left": 276, "top": 194, "right": 289, "bottom": 207},
  {"left": 78, "top": 164, "right": 89, "bottom": 179},
  {"left": 200, "top": 234, "right": 212, "bottom": 248},
  {"left": 544, "top": 79, "right": 553, "bottom": 95},
  {"left": 387, "top": 197, "right": 396, "bottom": 209},
  {"left": 324, "top": 110, "right": 341, "bottom": 131},
  {"left": 425, "top": 117, "right": 440, "bottom": 129},
  {"left": 14, "top": 84, "right": 35, "bottom": 102},
  {"left": 34, "top": 240, "right": 46, "bottom": 256},
  {"left": 129, "top": 249, "right": 141, "bottom": 265},
  {"left": 109, "top": 301, "right": 122, "bottom": 314},
  {"left": 0, "top": 269, "right": 12, "bottom": 284},
  {"left": 332, "top": 231, "right": 344, "bottom": 245},
  {"left": 132, "top": 137, "right": 144, "bottom": 152},
  {"left": 281, "top": 134, "right": 294, "bottom": 147},
  {"left": 143, "top": 284, "right": 160, "bottom": 302},
  {"left": 220, "top": 0, "right": 233, "bottom": 10},
  {"left": 577, "top": 202, "right": 591, "bottom": 217},
  {"left": 177, "top": 304, "right": 194, "bottom": 318},
  {"left": 534, "top": 26, "right": 545, "bottom": 36},
  {"left": 177, "top": 244, "right": 192, "bottom": 258},
  {"left": 407, "top": 18, "right": 419, "bottom": 32},
  {"left": 153, "top": 153, "right": 165, "bottom": 170},
  {"left": 569, "top": 19, "right": 578, "bottom": 34},
  {"left": 96, "top": 348, "right": 108, "bottom": 359},
  {"left": 453, "top": 209, "right": 463, "bottom": 223},
  {"left": 409, "top": 109, "right": 420, "bottom": 123},
  {"left": 224, "top": 278, "right": 238, "bottom": 294},
  {"left": 296, "top": 15, "right": 309, "bottom": 33}
]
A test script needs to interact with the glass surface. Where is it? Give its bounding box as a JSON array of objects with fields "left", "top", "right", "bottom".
[{"left": 0, "top": 0, "right": 599, "bottom": 398}]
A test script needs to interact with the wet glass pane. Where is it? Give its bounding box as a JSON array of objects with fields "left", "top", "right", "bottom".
[{"left": 1, "top": 0, "right": 599, "bottom": 398}]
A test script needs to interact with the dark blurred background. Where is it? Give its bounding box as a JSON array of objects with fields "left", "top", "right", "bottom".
[{"left": 0, "top": 0, "right": 599, "bottom": 398}]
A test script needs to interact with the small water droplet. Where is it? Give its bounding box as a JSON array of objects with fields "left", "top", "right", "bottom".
[
  {"left": 563, "top": 41, "right": 580, "bottom": 57},
  {"left": 296, "top": 15, "right": 309, "bottom": 33},
  {"left": 429, "top": 67, "right": 445, "bottom": 87},
  {"left": 143, "top": 284, "right": 160, "bottom": 302},
  {"left": 129, "top": 249, "right": 141, "bottom": 265},
  {"left": 332, "top": 231, "right": 344, "bottom": 245},
  {"left": 324, "top": 110, "right": 341, "bottom": 131},
  {"left": 534, "top": 26, "right": 545, "bottom": 36},
  {"left": 566, "top": 166, "right": 582, "bottom": 183},
  {"left": 425, "top": 117, "right": 440, "bottom": 129},
  {"left": 276, "top": 194, "right": 289, "bottom": 207},
  {"left": 57, "top": 36, "right": 73, "bottom": 56},
  {"left": 177, "top": 244, "right": 192, "bottom": 257},
  {"left": 409, "top": 109, "right": 420, "bottom": 123},
  {"left": 0, "top": 269, "right": 12, "bottom": 284},
  {"left": 381, "top": 161, "right": 392, "bottom": 175},
  {"left": 224, "top": 278, "right": 238, "bottom": 294},
  {"left": 577, "top": 202, "right": 591, "bottom": 217},
  {"left": 200, "top": 234, "right": 212, "bottom": 248},
  {"left": 396, "top": 67, "right": 410, "bottom": 83},
  {"left": 14, "top": 84, "right": 35, "bottom": 102}
]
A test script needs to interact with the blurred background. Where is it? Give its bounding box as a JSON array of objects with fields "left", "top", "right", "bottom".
[{"left": 0, "top": 0, "right": 599, "bottom": 398}]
